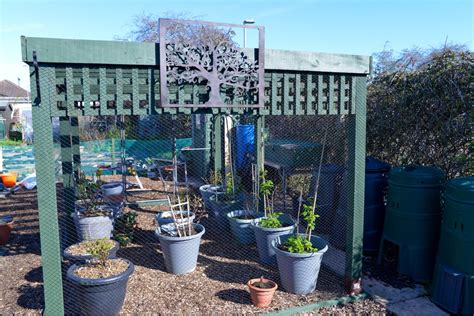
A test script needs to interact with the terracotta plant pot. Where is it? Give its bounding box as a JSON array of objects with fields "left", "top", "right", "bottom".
[
  {"left": 0, "top": 215, "right": 14, "bottom": 245},
  {"left": 247, "top": 277, "right": 278, "bottom": 308}
]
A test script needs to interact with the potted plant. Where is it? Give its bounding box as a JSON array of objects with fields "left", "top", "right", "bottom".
[
  {"left": 199, "top": 170, "right": 224, "bottom": 209},
  {"left": 155, "top": 195, "right": 205, "bottom": 274},
  {"left": 0, "top": 215, "right": 14, "bottom": 245},
  {"left": 74, "top": 175, "right": 114, "bottom": 241},
  {"left": 271, "top": 199, "right": 328, "bottom": 294},
  {"left": 227, "top": 201, "right": 264, "bottom": 244},
  {"left": 63, "top": 238, "right": 119, "bottom": 265},
  {"left": 271, "top": 128, "right": 329, "bottom": 294},
  {"left": 156, "top": 210, "right": 196, "bottom": 228},
  {"left": 247, "top": 276, "right": 278, "bottom": 308},
  {"left": 208, "top": 172, "right": 244, "bottom": 228},
  {"left": 113, "top": 211, "right": 137, "bottom": 247},
  {"left": 66, "top": 238, "right": 134, "bottom": 315},
  {"left": 252, "top": 170, "right": 296, "bottom": 265}
]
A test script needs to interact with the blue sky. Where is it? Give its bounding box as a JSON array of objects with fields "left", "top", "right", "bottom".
[{"left": 0, "top": 0, "right": 472, "bottom": 91}]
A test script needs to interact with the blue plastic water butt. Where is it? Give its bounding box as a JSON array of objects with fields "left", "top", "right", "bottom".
[{"left": 235, "top": 125, "right": 254, "bottom": 169}]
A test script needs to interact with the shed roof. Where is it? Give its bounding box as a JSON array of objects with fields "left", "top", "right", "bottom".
[{"left": 0, "top": 80, "right": 30, "bottom": 98}]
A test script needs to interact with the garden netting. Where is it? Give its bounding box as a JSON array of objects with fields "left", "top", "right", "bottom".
[{"left": 53, "top": 112, "right": 358, "bottom": 314}]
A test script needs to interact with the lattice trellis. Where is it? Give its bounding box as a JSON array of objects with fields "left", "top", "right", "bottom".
[{"left": 41, "top": 66, "right": 360, "bottom": 117}]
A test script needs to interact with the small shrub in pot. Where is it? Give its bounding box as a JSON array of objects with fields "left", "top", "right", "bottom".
[{"left": 66, "top": 238, "right": 134, "bottom": 315}]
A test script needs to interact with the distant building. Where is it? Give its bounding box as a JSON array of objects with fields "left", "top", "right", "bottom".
[{"left": 0, "top": 80, "right": 32, "bottom": 142}]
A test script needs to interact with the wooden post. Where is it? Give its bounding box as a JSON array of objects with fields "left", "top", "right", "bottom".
[
  {"left": 30, "top": 65, "right": 65, "bottom": 314},
  {"left": 345, "top": 76, "right": 367, "bottom": 295}
]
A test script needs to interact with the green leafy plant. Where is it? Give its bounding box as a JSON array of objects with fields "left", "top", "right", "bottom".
[
  {"left": 283, "top": 124, "right": 329, "bottom": 254},
  {"left": 113, "top": 211, "right": 137, "bottom": 246},
  {"left": 259, "top": 212, "right": 283, "bottom": 228},
  {"left": 85, "top": 238, "right": 114, "bottom": 267},
  {"left": 225, "top": 172, "right": 234, "bottom": 195},
  {"left": 283, "top": 200, "right": 320, "bottom": 253},
  {"left": 75, "top": 173, "right": 109, "bottom": 217},
  {"left": 284, "top": 235, "right": 317, "bottom": 254},
  {"left": 259, "top": 170, "right": 275, "bottom": 216}
]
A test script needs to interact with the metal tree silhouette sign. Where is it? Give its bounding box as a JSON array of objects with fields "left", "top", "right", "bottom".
[{"left": 159, "top": 19, "right": 265, "bottom": 108}]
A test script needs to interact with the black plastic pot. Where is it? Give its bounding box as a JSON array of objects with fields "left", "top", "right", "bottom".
[
  {"left": 66, "top": 259, "right": 134, "bottom": 315},
  {"left": 63, "top": 240, "right": 120, "bottom": 265}
]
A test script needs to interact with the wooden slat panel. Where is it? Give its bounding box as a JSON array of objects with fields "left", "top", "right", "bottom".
[
  {"left": 283, "top": 73, "right": 290, "bottom": 115},
  {"left": 82, "top": 68, "right": 93, "bottom": 116},
  {"left": 317, "top": 75, "right": 326, "bottom": 115},
  {"left": 270, "top": 73, "right": 278, "bottom": 115},
  {"left": 43, "top": 65, "right": 364, "bottom": 117},
  {"left": 306, "top": 74, "right": 314, "bottom": 115},
  {"left": 50, "top": 69, "right": 66, "bottom": 117},
  {"left": 340, "top": 75, "right": 349, "bottom": 115},
  {"left": 328, "top": 75, "right": 337, "bottom": 115},
  {"left": 294, "top": 74, "right": 302, "bottom": 114},
  {"left": 131, "top": 68, "right": 139, "bottom": 115},
  {"left": 65, "top": 67, "right": 81, "bottom": 116},
  {"left": 100, "top": 67, "right": 115, "bottom": 116},
  {"left": 351, "top": 76, "right": 357, "bottom": 114},
  {"left": 261, "top": 74, "right": 271, "bottom": 115},
  {"left": 115, "top": 68, "right": 124, "bottom": 115},
  {"left": 148, "top": 68, "right": 156, "bottom": 115}
]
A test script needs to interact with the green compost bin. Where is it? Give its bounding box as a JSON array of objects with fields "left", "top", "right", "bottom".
[
  {"left": 381, "top": 165, "right": 445, "bottom": 281},
  {"left": 431, "top": 176, "right": 474, "bottom": 315}
]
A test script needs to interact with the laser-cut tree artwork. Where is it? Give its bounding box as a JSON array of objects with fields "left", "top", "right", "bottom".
[{"left": 164, "top": 22, "right": 260, "bottom": 106}]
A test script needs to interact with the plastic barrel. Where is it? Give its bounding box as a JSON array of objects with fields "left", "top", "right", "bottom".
[
  {"left": 363, "top": 157, "right": 390, "bottom": 253},
  {"left": 235, "top": 125, "right": 254, "bottom": 170},
  {"left": 432, "top": 176, "right": 474, "bottom": 314},
  {"left": 382, "top": 165, "right": 445, "bottom": 281}
]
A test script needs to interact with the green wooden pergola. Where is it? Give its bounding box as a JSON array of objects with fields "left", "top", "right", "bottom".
[{"left": 21, "top": 35, "right": 370, "bottom": 314}]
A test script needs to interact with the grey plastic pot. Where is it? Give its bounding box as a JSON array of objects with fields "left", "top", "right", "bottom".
[
  {"left": 101, "top": 182, "right": 125, "bottom": 205},
  {"left": 253, "top": 216, "right": 296, "bottom": 265},
  {"left": 208, "top": 194, "right": 244, "bottom": 228},
  {"left": 63, "top": 240, "right": 119, "bottom": 265},
  {"left": 66, "top": 259, "right": 134, "bottom": 315},
  {"left": 155, "top": 223, "right": 205, "bottom": 274},
  {"left": 227, "top": 210, "right": 264, "bottom": 244},
  {"left": 272, "top": 234, "right": 328, "bottom": 294},
  {"left": 199, "top": 184, "right": 223, "bottom": 209},
  {"left": 155, "top": 211, "right": 195, "bottom": 227},
  {"left": 74, "top": 213, "right": 114, "bottom": 241}
]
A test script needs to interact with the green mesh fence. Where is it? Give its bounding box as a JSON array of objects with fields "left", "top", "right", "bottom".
[{"left": 6, "top": 37, "right": 368, "bottom": 315}]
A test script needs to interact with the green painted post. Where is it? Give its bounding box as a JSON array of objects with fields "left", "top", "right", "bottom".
[
  {"left": 59, "top": 117, "right": 75, "bottom": 250},
  {"left": 213, "top": 114, "right": 222, "bottom": 178},
  {"left": 345, "top": 76, "right": 367, "bottom": 295},
  {"left": 30, "top": 65, "right": 65, "bottom": 314}
]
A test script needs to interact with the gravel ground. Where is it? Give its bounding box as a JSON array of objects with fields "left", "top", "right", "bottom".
[{"left": 0, "top": 176, "right": 400, "bottom": 314}]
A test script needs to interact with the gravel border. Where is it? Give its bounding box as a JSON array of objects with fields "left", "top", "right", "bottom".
[{"left": 0, "top": 176, "right": 413, "bottom": 314}]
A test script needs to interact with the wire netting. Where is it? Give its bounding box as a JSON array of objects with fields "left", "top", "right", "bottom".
[{"left": 52, "top": 111, "right": 357, "bottom": 314}]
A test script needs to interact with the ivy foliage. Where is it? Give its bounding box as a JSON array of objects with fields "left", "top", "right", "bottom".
[{"left": 367, "top": 45, "right": 473, "bottom": 177}]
